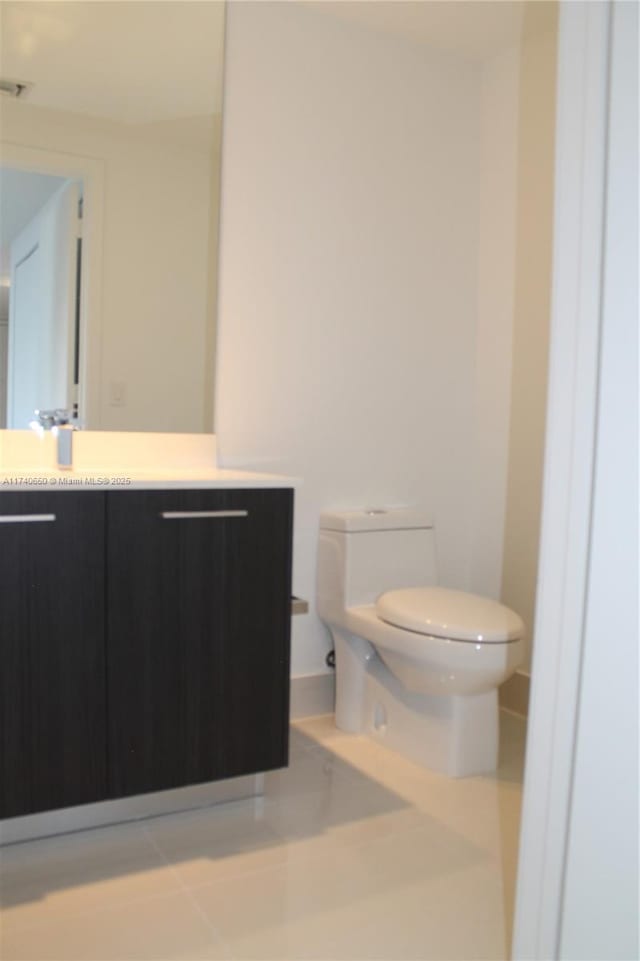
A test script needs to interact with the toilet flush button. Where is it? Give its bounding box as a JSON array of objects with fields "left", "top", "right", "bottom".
[{"left": 365, "top": 509, "right": 387, "bottom": 515}]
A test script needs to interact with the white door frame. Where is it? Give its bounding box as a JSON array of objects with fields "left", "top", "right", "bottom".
[
  {"left": 512, "top": 2, "right": 613, "bottom": 957},
  {"left": 0, "top": 142, "right": 105, "bottom": 428}
]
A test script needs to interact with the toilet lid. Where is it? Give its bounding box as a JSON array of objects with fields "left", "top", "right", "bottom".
[{"left": 376, "top": 587, "right": 524, "bottom": 643}]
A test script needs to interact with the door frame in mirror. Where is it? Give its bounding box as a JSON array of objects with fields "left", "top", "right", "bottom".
[{"left": 1, "top": 142, "right": 105, "bottom": 429}]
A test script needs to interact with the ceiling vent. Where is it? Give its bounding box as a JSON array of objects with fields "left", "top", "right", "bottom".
[{"left": 0, "top": 79, "right": 33, "bottom": 99}]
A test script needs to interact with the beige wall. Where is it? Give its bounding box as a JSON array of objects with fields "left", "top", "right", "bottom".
[{"left": 501, "top": 8, "right": 559, "bottom": 673}]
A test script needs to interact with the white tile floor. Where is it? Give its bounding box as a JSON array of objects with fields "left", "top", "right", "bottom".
[{"left": 0, "top": 712, "right": 527, "bottom": 961}]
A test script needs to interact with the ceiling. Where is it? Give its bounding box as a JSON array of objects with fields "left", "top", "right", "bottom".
[{"left": 0, "top": 1, "right": 225, "bottom": 125}]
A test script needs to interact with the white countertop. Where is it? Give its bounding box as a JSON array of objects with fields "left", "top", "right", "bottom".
[
  {"left": 0, "top": 432, "right": 298, "bottom": 490},
  {"left": 0, "top": 468, "right": 298, "bottom": 491}
]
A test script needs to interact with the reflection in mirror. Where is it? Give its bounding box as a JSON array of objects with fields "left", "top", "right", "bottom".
[
  {"left": 0, "top": 1, "right": 225, "bottom": 432},
  {"left": 0, "top": 170, "right": 81, "bottom": 429}
]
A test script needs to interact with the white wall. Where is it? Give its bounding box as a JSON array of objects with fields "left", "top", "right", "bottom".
[
  {"left": 470, "top": 44, "right": 520, "bottom": 601},
  {"left": 216, "top": 2, "right": 558, "bottom": 679},
  {"left": 559, "top": 3, "right": 638, "bottom": 956},
  {"left": 1, "top": 100, "right": 218, "bottom": 432},
  {"left": 216, "top": 2, "right": 483, "bottom": 675}
]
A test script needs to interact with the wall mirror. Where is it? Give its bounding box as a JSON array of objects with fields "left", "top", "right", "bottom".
[{"left": 0, "top": 1, "right": 225, "bottom": 433}]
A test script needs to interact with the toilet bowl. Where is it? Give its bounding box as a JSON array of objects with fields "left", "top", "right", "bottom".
[{"left": 317, "top": 508, "right": 524, "bottom": 777}]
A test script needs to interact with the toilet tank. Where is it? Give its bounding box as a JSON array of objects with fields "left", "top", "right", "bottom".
[{"left": 317, "top": 509, "right": 438, "bottom": 617}]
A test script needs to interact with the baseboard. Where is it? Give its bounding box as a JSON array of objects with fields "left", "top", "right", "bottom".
[
  {"left": 291, "top": 670, "right": 529, "bottom": 720},
  {"left": 499, "top": 670, "right": 531, "bottom": 717},
  {"left": 0, "top": 774, "right": 264, "bottom": 846},
  {"left": 290, "top": 672, "right": 335, "bottom": 719}
]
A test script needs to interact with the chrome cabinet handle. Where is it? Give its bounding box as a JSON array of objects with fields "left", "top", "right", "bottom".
[
  {"left": 0, "top": 514, "right": 56, "bottom": 524},
  {"left": 160, "top": 510, "right": 249, "bottom": 520}
]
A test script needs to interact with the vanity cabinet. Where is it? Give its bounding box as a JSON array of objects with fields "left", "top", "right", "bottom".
[
  {"left": 0, "top": 493, "right": 107, "bottom": 819},
  {"left": 106, "top": 489, "right": 293, "bottom": 798},
  {"left": 0, "top": 488, "right": 293, "bottom": 819}
]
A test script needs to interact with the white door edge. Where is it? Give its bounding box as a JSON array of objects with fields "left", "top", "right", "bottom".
[{"left": 511, "top": 3, "right": 612, "bottom": 958}]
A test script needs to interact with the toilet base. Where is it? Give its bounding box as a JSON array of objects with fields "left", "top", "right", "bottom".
[{"left": 333, "top": 631, "right": 499, "bottom": 777}]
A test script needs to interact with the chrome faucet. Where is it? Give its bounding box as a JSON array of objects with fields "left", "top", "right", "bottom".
[{"left": 33, "top": 409, "right": 77, "bottom": 469}]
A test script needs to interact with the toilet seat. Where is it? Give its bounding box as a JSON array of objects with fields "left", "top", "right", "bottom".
[{"left": 376, "top": 586, "right": 524, "bottom": 643}]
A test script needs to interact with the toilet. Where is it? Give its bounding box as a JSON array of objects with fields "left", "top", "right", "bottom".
[{"left": 316, "top": 508, "right": 524, "bottom": 777}]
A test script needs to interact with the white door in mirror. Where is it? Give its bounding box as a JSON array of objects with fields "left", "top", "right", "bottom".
[{"left": 7, "top": 181, "right": 81, "bottom": 429}]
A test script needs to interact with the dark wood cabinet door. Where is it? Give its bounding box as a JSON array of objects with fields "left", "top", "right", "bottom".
[
  {"left": 0, "top": 492, "right": 107, "bottom": 819},
  {"left": 106, "top": 489, "right": 293, "bottom": 799}
]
